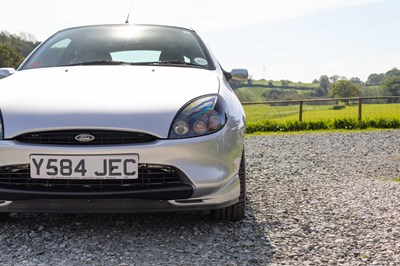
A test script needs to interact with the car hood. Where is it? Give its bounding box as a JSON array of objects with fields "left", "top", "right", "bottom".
[{"left": 0, "top": 66, "right": 220, "bottom": 139}]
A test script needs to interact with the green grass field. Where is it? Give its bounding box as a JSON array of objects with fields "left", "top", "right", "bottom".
[
  {"left": 250, "top": 79, "right": 319, "bottom": 88},
  {"left": 244, "top": 103, "right": 400, "bottom": 123}
]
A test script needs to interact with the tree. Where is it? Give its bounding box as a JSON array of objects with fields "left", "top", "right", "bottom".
[
  {"left": 247, "top": 74, "right": 253, "bottom": 85},
  {"left": 314, "top": 87, "right": 327, "bottom": 97},
  {"left": 18, "top": 31, "right": 37, "bottom": 42},
  {"left": 280, "top": 80, "right": 290, "bottom": 86},
  {"left": 319, "top": 75, "right": 331, "bottom": 96},
  {"left": 329, "top": 75, "right": 340, "bottom": 83},
  {"left": 329, "top": 80, "right": 361, "bottom": 104},
  {"left": 0, "top": 31, "right": 40, "bottom": 57},
  {"left": 382, "top": 76, "right": 400, "bottom": 96},
  {"left": 385, "top": 67, "right": 400, "bottom": 78},
  {"left": 0, "top": 43, "right": 24, "bottom": 68},
  {"left": 349, "top": 77, "right": 363, "bottom": 85},
  {"left": 366, "top": 73, "right": 385, "bottom": 86}
]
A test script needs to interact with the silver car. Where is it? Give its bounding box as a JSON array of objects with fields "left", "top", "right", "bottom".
[{"left": 0, "top": 24, "right": 247, "bottom": 221}]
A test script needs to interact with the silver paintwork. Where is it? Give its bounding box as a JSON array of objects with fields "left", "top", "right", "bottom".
[
  {"left": 0, "top": 66, "right": 219, "bottom": 139},
  {"left": 0, "top": 68, "right": 15, "bottom": 79},
  {"left": 0, "top": 119, "right": 244, "bottom": 212},
  {"left": 0, "top": 125, "right": 243, "bottom": 196},
  {"left": 0, "top": 24, "right": 246, "bottom": 213}
]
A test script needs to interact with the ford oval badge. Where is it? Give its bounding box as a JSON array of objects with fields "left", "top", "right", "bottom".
[{"left": 75, "top": 134, "right": 95, "bottom": 143}]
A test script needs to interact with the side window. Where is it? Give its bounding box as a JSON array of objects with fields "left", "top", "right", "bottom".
[{"left": 28, "top": 39, "right": 71, "bottom": 69}]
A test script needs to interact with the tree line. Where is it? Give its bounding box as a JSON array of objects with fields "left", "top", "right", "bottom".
[
  {"left": 315, "top": 68, "right": 400, "bottom": 99},
  {"left": 0, "top": 31, "right": 40, "bottom": 68},
  {"left": 232, "top": 67, "right": 400, "bottom": 102}
]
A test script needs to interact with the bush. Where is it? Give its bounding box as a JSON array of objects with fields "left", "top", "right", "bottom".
[
  {"left": 246, "top": 120, "right": 331, "bottom": 133},
  {"left": 246, "top": 117, "right": 400, "bottom": 133},
  {"left": 332, "top": 105, "right": 346, "bottom": 110},
  {"left": 365, "top": 118, "right": 400, "bottom": 128},
  {"left": 333, "top": 118, "right": 358, "bottom": 129},
  {"left": 307, "top": 120, "right": 330, "bottom": 130}
]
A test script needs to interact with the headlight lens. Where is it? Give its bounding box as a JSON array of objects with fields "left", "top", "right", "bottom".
[{"left": 169, "top": 95, "right": 228, "bottom": 139}]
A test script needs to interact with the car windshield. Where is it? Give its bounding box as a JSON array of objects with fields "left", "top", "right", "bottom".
[{"left": 21, "top": 25, "right": 214, "bottom": 70}]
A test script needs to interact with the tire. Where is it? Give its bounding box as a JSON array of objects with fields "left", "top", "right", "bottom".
[
  {"left": 0, "top": 213, "right": 10, "bottom": 220},
  {"left": 211, "top": 150, "right": 246, "bottom": 222}
]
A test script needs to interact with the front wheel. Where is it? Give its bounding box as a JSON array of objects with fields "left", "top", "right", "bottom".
[
  {"left": 0, "top": 213, "right": 10, "bottom": 220},
  {"left": 211, "top": 150, "right": 246, "bottom": 221}
]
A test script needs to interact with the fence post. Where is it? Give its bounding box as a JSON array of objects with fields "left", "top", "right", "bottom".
[
  {"left": 358, "top": 98, "right": 362, "bottom": 121},
  {"left": 299, "top": 101, "right": 303, "bottom": 122}
]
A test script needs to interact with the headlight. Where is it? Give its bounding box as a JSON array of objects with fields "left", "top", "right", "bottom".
[{"left": 169, "top": 95, "right": 228, "bottom": 139}]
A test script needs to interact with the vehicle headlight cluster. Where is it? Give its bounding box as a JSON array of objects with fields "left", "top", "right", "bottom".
[{"left": 169, "top": 95, "right": 228, "bottom": 139}]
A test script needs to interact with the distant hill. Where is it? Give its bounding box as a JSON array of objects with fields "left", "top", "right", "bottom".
[{"left": 232, "top": 79, "right": 385, "bottom": 102}]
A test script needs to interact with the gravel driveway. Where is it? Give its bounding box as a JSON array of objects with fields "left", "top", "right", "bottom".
[{"left": 1, "top": 130, "right": 400, "bottom": 265}]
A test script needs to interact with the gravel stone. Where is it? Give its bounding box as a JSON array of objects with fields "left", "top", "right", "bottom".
[{"left": 0, "top": 130, "right": 400, "bottom": 265}]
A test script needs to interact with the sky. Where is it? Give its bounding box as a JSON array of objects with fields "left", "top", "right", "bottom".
[{"left": 1, "top": 0, "right": 399, "bottom": 82}]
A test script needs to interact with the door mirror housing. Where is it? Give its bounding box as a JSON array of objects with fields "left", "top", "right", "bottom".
[
  {"left": 230, "top": 69, "right": 248, "bottom": 82},
  {"left": 0, "top": 68, "right": 16, "bottom": 79}
]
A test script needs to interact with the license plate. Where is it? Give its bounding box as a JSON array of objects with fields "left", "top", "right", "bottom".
[{"left": 30, "top": 154, "right": 139, "bottom": 179}]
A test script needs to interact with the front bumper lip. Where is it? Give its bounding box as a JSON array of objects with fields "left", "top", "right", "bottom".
[
  {"left": 0, "top": 173, "right": 240, "bottom": 213},
  {"left": 0, "top": 198, "right": 239, "bottom": 213},
  {"left": 0, "top": 184, "right": 194, "bottom": 201}
]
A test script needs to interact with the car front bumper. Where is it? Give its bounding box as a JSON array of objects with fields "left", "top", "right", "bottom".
[{"left": 0, "top": 127, "right": 244, "bottom": 213}]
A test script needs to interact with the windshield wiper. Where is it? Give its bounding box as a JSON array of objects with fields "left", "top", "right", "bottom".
[
  {"left": 61, "top": 60, "right": 205, "bottom": 68},
  {"left": 61, "top": 60, "right": 136, "bottom": 67},
  {"left": 151, "top": 61, "right": 205, "bottom": 68}
]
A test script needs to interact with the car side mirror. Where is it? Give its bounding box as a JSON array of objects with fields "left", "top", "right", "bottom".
[
  {"left": 230, "top": 69, "right": 248, "bottom": 82},
  {"left": 0, "top": 68, "right": 16, "bottom": 79}
]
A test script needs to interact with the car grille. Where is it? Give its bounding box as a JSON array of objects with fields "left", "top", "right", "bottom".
[
  {"left": 15, "top": 130, "right": 158, "bottom": 145},
  {"left": 0, "top": 164, "right": 185, "bottom": 191}
]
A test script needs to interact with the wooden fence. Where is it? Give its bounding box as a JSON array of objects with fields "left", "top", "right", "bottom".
[{"left": 242, "top": 96, "right": 400, "bottom": 122}]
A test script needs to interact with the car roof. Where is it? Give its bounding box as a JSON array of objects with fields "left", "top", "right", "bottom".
[{"left": 56, "top": 24, "right": 196, "bottom": 34}]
